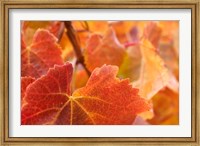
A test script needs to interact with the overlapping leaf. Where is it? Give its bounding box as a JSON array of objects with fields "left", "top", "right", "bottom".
[
  {"left": 21, "top": 29, "right": 63, "bottom": 78},
  {"left": 148, "top": 87, "right": 179, "bottom": 125},
  {"left": 144, "top": 21, "right": 179, "bottom": 79},
  {"left": 22, "top": 63, "right": 73, "bottom": 125},
  {"left": 21, "top": 77, "right": 35, "bottom": 107},
  {"left": 110, "top": 21, "right": 147, "bottom": 44},
  {"left": 158, "top": 22, "right": 179, "bottom": 79},
  {"left": 118, "top": 45, "right": 142, "bottom": 82},
  {"left": 133, "top": 39, "right": 170, "bottom": 99},
  {"left": 143, "top": 22, "right": 162, "bottom": 48},
  {"left": 22, "top": 63, "right": 151, "bottom": 125},
  {"left": 84, "top": 27, "right": 126, "bottom": 71},
  {"left": 71, "top": 21, "right": 109, "bottom": 50},
  {"left": 74, "top": 69, "right": 89, "bottom": 89},
  {"left": 21, "top": 20, "right": 179, "bottom": 125},
  {"left": 119, "top": 22, "right": 163, "bottom": 83},
  {"left": 22, "top": 21, "right": 64, "bottom": 45}
]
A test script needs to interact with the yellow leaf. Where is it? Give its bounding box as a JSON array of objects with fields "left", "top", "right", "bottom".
[{"left": 133, "top": 39, "right": 170, "bottom": 99}]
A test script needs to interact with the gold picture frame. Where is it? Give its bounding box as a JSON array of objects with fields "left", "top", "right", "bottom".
[{"left": 0, "top": 0, "right": 199, "bottom": 145}]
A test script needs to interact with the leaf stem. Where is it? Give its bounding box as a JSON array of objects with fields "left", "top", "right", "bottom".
[
  {"left": 64, "top": 21, "right": 91, "bottom": 76},
  {"left": 57, "top": 22, "right": 65, "bottom": 42},
  {"left": 124, "top": 41, "right": 139, "bottom": 48}
]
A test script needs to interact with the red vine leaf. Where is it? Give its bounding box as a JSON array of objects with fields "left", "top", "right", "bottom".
[
  {"left": 22, "top": 63, "right": 73, "bottom": 125},
  {"left": 22, "top": 63, "right": 151, "bottom": 125},
  {"left": 48, "top": 21, "right": 64, "bottom": 39},
  {"left": 21, "top": 29, "right": 64, "bottom": 78},
  {"left": 22, "top": 21, "right": 64, "bottom": 45},
  {"left": 21, "top": 77, "right": 35, "bottom": 106}
]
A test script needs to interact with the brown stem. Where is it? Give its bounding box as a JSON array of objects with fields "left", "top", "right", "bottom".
[
  {"left": 64, "top": 21, "right": 91, "bottom": 76},
  {"left": 57, "top": 22, "right": 65, "bottom": 42}
]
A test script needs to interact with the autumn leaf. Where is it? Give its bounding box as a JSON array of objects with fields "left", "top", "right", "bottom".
[
  {"left": 167, "top": 72, "right": 179, "bottom": 93},
  {"left": 21, "top": 77, "right": 35, "bottom": 107},
  {"left": 21, "top": 20, "right": 179, "bottom": 125},
  {"left": 159, "top": 21, "right": 179, "bottom": 55},
  {"left": 133, "top": 39, "right": 170, "bottom": 99},
  {"left": 71, "top": 21, "right": 109, "bottom": 50},
  {"left": 118, "top": 44, "right": 142, "bottom": 82},
  {"left": 110, "top": 21, "right": 147, "bottom": 44},
  {"left": 21, "top": 63, "right": 73, "bottom": 125},
  {"left": 21, "top": 29, "right": 63, "bottom": 78},
  {"left": 48, "top": 21, "right": 64, "bottom": 40},
  {"left": 143, "top": 22, "right": 162, "bottom": 48},
  {"left": 21, "top": 77, "right": 35, "bottom": 100},
  {"left": 74, "top": 69, "right": 89, "bottom": 90},
  {"left": 118, "top": 22, "right": 162, "bottom": 82},
  {"left": 22, "top": 21, "right": 64, "bottom": 45},
  {"left": 158, "top": 33, "right": 179, "bottom": 80},
  {"left": 110, "top": 21, "right": 136, "bottom": 43},
  {"left": 73, "top": 21, "right": 108, "bottom": 34},
  {"left": 143, "top": 21, "right": 179, "bottom": 80},
  {"left": 148, "top": 87, "right": 179, "bottom": 125},
  {"left": 23, "top": 21, "right": 51, "bottom": 30},
  {"left": 22, "top": 63, "right": 151, "bottom": 125},
  {"left": 84, "top": 27, "right": 126, "bottom": 72},
  {"left": 87, "top": 21, "right": 108, "bottom": 34}
]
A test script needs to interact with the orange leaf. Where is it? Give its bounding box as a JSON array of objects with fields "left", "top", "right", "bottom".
[
  {"left": 22, "top": 21, "right": 64, "bottom": 45},
  {"left": 148, "top": 87, "right": 179, "bottom": 125},
  {"left": 110, "top": 21, "right": 147, "bottom": 43},
  {"left": 159, "top": 21, "right": 179, "bottom": 55},
  {"left": 21, "top": 29, "right": 63, "bottom": 78},
  {"left": 87, "top": 21, "right": 108, "bottom": 34},
  {"left": 72, "top": 21, "right": 108, "bottom": 34},
  {"left": 158, "top": 32, "right": 179, "bottom": 80},
  {"left": 133, "top": 39, "right": 170, "bottom": 99},
  {"left": 74, "top": 69, "right": 89, "bottom": 89},
  {"left": 73, "top": 21, "right": 109, "bottom": 50},
  {"left": 143, "top": 22, "right": 162, "bottom": 48},
  {"left": 22, "top": 63, "right": 151, "bottom": 125},
  {"left": 23, "top": 21, "right": 51, "bottom": 30},
  {"left": 84, "top": 27, "right": 126, "bottom": 71}
]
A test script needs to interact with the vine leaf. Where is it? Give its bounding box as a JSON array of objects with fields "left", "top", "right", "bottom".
[
  {"left": 133, "top": 39, "right": 170, "bottom": 99},
  {"left": 21, "top": 29, "right": 63, "bottom": 78},
  {"left": 148, "top": 87, "right": 179, "bottom": 125},
  {"left": 143, "top": 22, "right": 162, "bottom": 48},
  {"left": 22, "top": 21, "right": 64, "bottom": 45},
  {"left": 84, "top": 27, "right": 126, "bottom": 72},
  {"left": 21, "top": 63, "right": 151, "bottom": 125},
  {"left": 21, "top": 77, "right": 35, "bottom": 107}
]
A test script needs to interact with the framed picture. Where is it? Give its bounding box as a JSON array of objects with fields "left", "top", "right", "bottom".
[{"left": 1, "top": 0, "right": 199, "bottom": 145}]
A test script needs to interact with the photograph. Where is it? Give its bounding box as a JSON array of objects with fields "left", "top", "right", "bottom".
[
  {"left": 21, "top": 21, "right": 179, "bottom": 125},
  {"left": 1, "top": 0, "right": 199, "bottom": 144}
]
